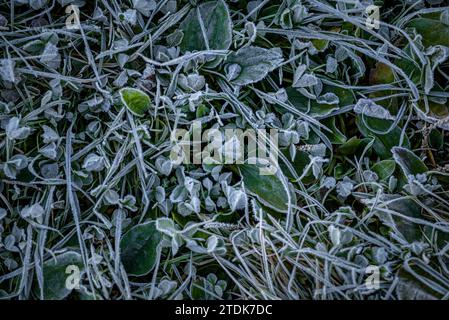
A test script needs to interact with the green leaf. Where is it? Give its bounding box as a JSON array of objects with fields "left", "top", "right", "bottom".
[
  {"left": 239, "top": 164, "right": 289, "bottom": 213},
  {"left": 356, "top": 116, "right": 410, "bottom": 159},
  {"left": 385, "top": 197, "right": 423, "bottom": 243},
  {"left": 42, "top": 251, "right": 83, "bottom": 300},
  {"left": 179, "top": 0, "right": 232, "bottom": 52},
  {"left": 392, "top": 147, "right": 428, "bottom": 176},
  {"left": 225, "top": 46, "right": 283, "bottom": 86},
  {"left": 372, "top": 160, "right": 396, "bottom": 181},
  {"left": 429, "top": 129, "right": 444, "bottom": 150},
  {"left": 120, "top": 221, "right": 162, "bottom": 276},
  {"left": 407, "top": 18, "right": 449, "bottom": 47},
  {"left": 119, "top": 87, "right": 151, "bottom": 117}
]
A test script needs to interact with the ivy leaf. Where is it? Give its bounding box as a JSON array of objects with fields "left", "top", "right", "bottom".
[
  {"left": 119, "top": 87, "right": 151, "bottom": 117},
  {"left": 225, "top": 46, "right": 284, "bottom": 86},
  {"left": 120, "top": 221, "right": 162, "bottom": 276},
  {"left": 179, "top": 0, "right": 232, "bottom": 52},
  {"left": 239, "top": 164, "right": 289, "bottom": 213},
  {"left": 392, "top": 147, "right": 428, "bottom": 176},
  {"left": 41, "top": 251, "right": 83, "bottom": 300}
]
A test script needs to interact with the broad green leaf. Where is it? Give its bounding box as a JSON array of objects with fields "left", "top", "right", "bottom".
[
  {"left": 41, "top": 251, "right": 83, "bottom": 300},
  {"left": 372, "top": 160, "right": 396, "bottom": 181},
  {"left": 239, "top": 164, "right": 289, "bottom": 213},
  {"left": 356, "top": 116, "right": 410, "bottom": 159},
  {"left": 225, "top": 46, "right": 283, "bottom": 86},
  {"left": 179, "top": 0, "right": 232, "bottom": 52},
  {"left": 407, "top": 18, "right": 449, "bottom": 47},
  {"left": 396, "top": 261, "right": 449, "bottom": 300},
  {"left": 119, "top": 87, "right": 151, "bottom": 117},
  {"left": 392, "top": 147, "right": 428, "bottom": 176},
  {"left": 385, "top": 197, "right": 423, "bottom": 243},
  {"left": 120, "top": 221, "right": 162, "bottom": 276}
]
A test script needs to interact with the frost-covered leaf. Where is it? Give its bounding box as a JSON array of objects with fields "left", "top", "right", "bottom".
[
  {"left": 0, "top": 59, "right": 15, "bottom": 83},
  {"left": 225, "top": 46, "right": 283, "bottom": 86},
  {"left": 120, "top": 221, "right": 162, "bottom": 276},
  {"left": 407, "top": 18, "right": 449, "bottom": 47},
  {"left": 82, "top": 153, "right": 105, "bottom": 172},
  {"left": 354, "top": 99, "right": 394, "bottom": 120},
  {"left": 396, "top": 262, "right": 449, "bottom": 300},
  {"left": 239, "top": 164, "right": 289, "bottom": 213},
  {"left": 392, "top": 147, "right": 428, "bottom": 176},
  {"left": 40, "top": 42, "right": 60, "bottom": 69},
  {"left": 133, "top": 0, "right": 156, "bottom": 17},
  {"left": 40, "top": 142, "right": 58, "bottom": 159},
  {"left": 179, "top": 0, "right": 232, "bottom": 52},
  {"left": 119, "top": 87, "right": 151, "bottom": 117},
  {"left": 6, "top": 117, "right": 31, "bottom": 140},
  {"left": 372, "top": 160, "right": 396, "bottom": 181},
  {"left": 30, "top": 0, "right": 48, "bottom": 10},
  {"left": 20, "top": 203, "right": 44, "bottom": 219},
  {"left": 41, "top": 252, "right": 83, "bottom": 300},
  {"left": 356, "top": 116, "right": 410, "bottom": 160}
]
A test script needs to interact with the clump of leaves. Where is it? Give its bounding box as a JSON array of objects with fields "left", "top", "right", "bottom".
[{"left": 1, "top": 0, "right": 449, "bottom": 301}]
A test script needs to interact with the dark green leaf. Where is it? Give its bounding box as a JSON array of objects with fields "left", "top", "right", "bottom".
[
  {"left": 407, "top": 18, "right": 449, "bottom": 47},
  {"left": 392, "top": 147, "right": 428, "bottom": 176},
  {"left": 239, "top": 164, "right": 289, "bottom": 213},
  {"left": 42, "top": 251, "right": 83, "bottom": 300},
  {"left": 386, "top": 197, "right": 423, "bottom": 243},
  {"left": 397, "top": 261, "right": 449, "bottom": 299},
  {"left": 120, "top": 221, "right": 162, "bottom": 276},
  {"left": 372, "top": 160, "right": 396, "bottom": 181},
  {"left": 179, "top": 0, "right": 232, "bottom": 52},
  {"left": 356, "top": 116, "right": 410, "bottom": 159}
]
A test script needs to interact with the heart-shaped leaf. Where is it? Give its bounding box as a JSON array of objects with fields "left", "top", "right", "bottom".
[
  {"left": 120, "top": 221, "right": 162, "bottom": 276},
  {"left": 119, "top": 87, "right": 151, "bottom": 117}
]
